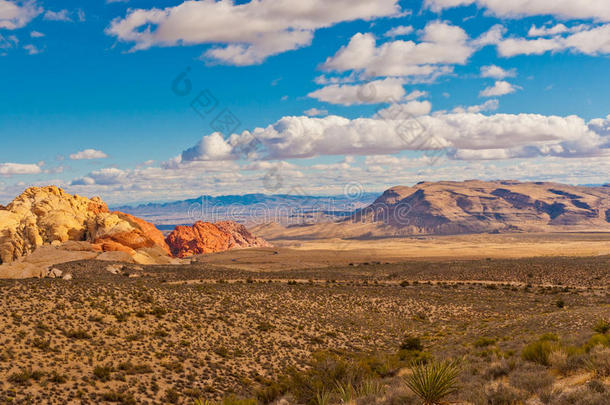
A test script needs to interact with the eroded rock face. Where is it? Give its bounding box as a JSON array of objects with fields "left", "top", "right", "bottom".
[
  {"left": 0, "top": 186, "right": 170, "bottom": 264},
  {"left": 165, "top": 220, "right": 271, "bottom": 258}
]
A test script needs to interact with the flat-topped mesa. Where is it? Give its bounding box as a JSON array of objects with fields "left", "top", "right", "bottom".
[
  {"left": 165, "top": 220, "right": 271, "bottom": 258},
  {"left": 0, "top": 186, "right": 169, "bottom": 264}
]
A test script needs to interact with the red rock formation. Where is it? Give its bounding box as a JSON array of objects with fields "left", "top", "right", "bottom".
[
  {"left": 165, "top": 221, "right": 271, "bottom": 258},
  {"left": 95, "top": 212, "right": 171, "bottom": 255}
]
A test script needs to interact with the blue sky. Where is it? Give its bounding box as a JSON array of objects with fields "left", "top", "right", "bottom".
[{"left": 0, "top": 0, "right": 609, "bottom": 204}]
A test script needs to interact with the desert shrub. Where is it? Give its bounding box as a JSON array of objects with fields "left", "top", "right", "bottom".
[
  {"left": 551, "top": 386, "right": 610, "bottom": 405},
  {"left": 8, "top": 369, "right": 44, "bottom": 385},
  {"left": 585, "top": 333, "right": 610, "bottom": 351},
  {"left": 93, "top": 365, "right": 113, "bottom": 381},
  {"left": 286, "top": 351, "right": 368, "bottom": 404},
  {"left": 587, "top": 345, "right": 610, "bottom": 377},
  {"left": 100, "top": 391, "right": 136, "bottom": 404},
  {"left": 593, "top": 319, "right": 610, "bottom": 334},
  {"left": 474, "top": 337, "right": 497, "bottom": 348},
  {"left": 164, "top": 388, "right": 180, "bottom": 403},
  {"left": 117, "top": 361, "right": 153, "bottom": 375},
  {"left": 549, "top": 349, "right": 587, "bottom": 375},
  {"left": 484, "top": 383, "right": 526, "bottom": 405},
  {"left": 113, "top": 311, "right": 130, "bottom": 322},
  {"left": 401, "top": 336, "right": 423, "bottom": 351},
  {"left": 522, "top": 334, "right": 560, "bottom": 366},
  {"left": 48, "top": 370, "right": 68, "bottom": 384},
  {"left": 404, "top": 359, "right": 461, "bottom": 405},
  {"left": 508, "top": 367, "right": 554, "bottom": 396},
  {"left": 216, "top": 396, "right": 257, "bottom": 405},
  {"left": 65, "top": 329, "right": 91, "bottom": 339},
  {"left": 483, "top": 358, "right": 512, "bottom": 380}
]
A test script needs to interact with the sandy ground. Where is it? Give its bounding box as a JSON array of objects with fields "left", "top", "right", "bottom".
[{"left": 194, "top": 232, "right": 610, "bottom": 272}]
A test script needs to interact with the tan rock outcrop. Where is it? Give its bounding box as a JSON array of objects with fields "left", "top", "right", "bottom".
[{"left": 0, "top": 186, "right": 170, "bottom": 265}]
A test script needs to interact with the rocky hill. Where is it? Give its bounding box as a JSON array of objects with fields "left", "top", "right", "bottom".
[
  {"left": 254, "top": 180, "right": 610, "bottom": 239},
  {"left": 166, "top": 221, "right": 271, "bottom": 258},
  {"left": 0, "top": 186, "right": 172, "bottom": 267},
  {"left": 0, "top": 187, "right": 270, "bottom": 278}
]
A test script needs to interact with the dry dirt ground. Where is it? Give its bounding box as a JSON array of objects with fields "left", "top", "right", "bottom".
[{"left": 0, "top": 234, "right": 608, "bottom": 404}]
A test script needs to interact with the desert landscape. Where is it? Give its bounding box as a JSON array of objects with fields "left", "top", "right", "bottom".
[
  {"left": 0, "top": 183, "right": 608, "bottom": 404},
  {"left": 2, "top": 0, "right": 609, "bottom": 403}
]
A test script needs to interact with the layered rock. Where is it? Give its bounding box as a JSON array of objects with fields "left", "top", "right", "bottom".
[
  {"left": 166, "top": 220, "right": 271, "bottom": 258},
  {"left": 352, "top": 180, "right": 610, "bottom": 235},
  {"left": 254, "top": 180, "right": 610, "bottom": 240},
  {"left": 0, "top": 186, "right": 170, "bottom": 265}
]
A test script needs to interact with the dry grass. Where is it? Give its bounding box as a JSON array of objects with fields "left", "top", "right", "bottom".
[{"left": 0, "top": 252, "right": 607, "bottom": 403}]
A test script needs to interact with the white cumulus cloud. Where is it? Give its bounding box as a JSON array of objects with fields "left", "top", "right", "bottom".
[
  {"left": 69, "top": 149, "right": 108, "bottom": 160},
  {"left": 424, "top": 0, "right": 610, "bottom": 21},
  {"left": 322, "top": 21, "right": 474, "bottom": 80},
  {"left": 480, "top": 80, "right": 519, "bottom": 97},
  {"left": 175, "top": 113, "right": 610, "bottom": 162},
  {"left": 0, "top": 0, "right": 42, "bottom": 29},
  {"left": 307, "top": 78, "right": 407, "bottom": 106},
  {"left": 0, "top": 162, "right": 42, "bottom": 175},
  {"left": 106, "top": 0, "right": 403, "bottom": 65},
  {"left": 480, "top": 65, "right": 516, "bottom": 79}
]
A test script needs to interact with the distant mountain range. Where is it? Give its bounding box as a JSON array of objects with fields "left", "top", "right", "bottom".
[
  {"left": 113, "top": 192, "right": 379, "bottom": 228},
  {"left": 252, "top": 180, "right": 610, "bottom": 240}
]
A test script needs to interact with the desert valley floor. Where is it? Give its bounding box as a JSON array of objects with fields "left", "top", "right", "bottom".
[{"left": 0, "top": 233, "right": 608, "bottom": 404}]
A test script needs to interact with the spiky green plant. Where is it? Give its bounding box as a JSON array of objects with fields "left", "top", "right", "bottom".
[
  {"left": 193, "top": 399, "right": 213, "bottom": 405},
  {"left": 356, "top": 379, "right": 383, "bottom": 397},
  {"left": 335, "top": 380, "right": 356, "bottom": 404},
  {"left": 313, "top": 389, "right": 332, "bottom": 405},
  {"left": 404, "top": 359, "right": 461, "bottom": 405}
]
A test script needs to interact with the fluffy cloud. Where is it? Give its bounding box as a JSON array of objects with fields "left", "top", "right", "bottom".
[
  {"left": 322, "top": 22, "right": 476, "bottom": 80},
  {"left": 0, "top": 162, "right": 41, "bottom": 175},
  {"left": 452, "top": 99, "right": 499, "bottom": 113},
  {"left": 71, "top": 168, "right": 126, "bottom": 186},
  {"left": 527, "top": 23, "right": 588, "bottom": 37},
  {"left": 479, "top": 80, "right": 519, "bottom": 97},
  {"left": 480, "top": 65, "right": 516, "bottom": 79},
  {"left": 181, "top": 133, "right": 234, "bottom": 162},
  {"left": 377, "top": 100, "right": 432, "bottom": 118},
  {"left": 43, "top": 9, "right": 70, "bottom": 22},
  {"left": 106, "top": 0, "right": 403, "bottom": 65},
  {"left": 0, "top": 0, "right": 42, "bottom": 29},
  {"left": 307, "top": 78, "right": 406, "bottom": 106},
  {"left": 496, "top": 24, "right": 610, "bottom": 56},
  {"left": 23, "top": 43, "right": 39, "bottom": 54},
  {"left": 176, "top": 113, "right": 610, "bottom": 162},
  {"left": 304, "top": 108, "right": 328, "bottom": 117},
  {"left": 69, "top": 149, "right": 108, "bottom": 160},
  {"left": 384, "top": 25, "right": 413, "bottom": 37},
  {"left": 424, "top": 0, "right": 610, "bottom": 21}
]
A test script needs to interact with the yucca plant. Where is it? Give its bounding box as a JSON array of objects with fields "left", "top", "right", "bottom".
[
  {"left": 193, "top": 399, "right": 213, "bottom": 405},
  {"left": 356, "top": 379, "right": 383, "bottom": 397},
  {"left": 404, "top": 359, "right": 461, "bottom": 405},
  {"left": 313, "top": 389, "right": 332, "bottom": 405},
  {"left": 335, "top": 380, "right": 356, "bottom": 404}
]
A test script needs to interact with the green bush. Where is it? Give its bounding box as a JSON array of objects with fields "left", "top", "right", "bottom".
[
  {"left": 401, "top": 336, "right": 424, "bottom": 351},
  {"left": 593, "top": 319, "right": 610, "bottom": 334},
  {"left": 522, "top": 334, "right": 561, "bottom": 366}
]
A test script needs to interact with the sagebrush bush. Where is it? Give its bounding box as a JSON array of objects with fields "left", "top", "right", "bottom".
[
  {"left": 522, "top": 334, "right": 560, "bottom": 366},
  {"left": 587, "top": 345, "right": 610, "bottom": 377}
]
